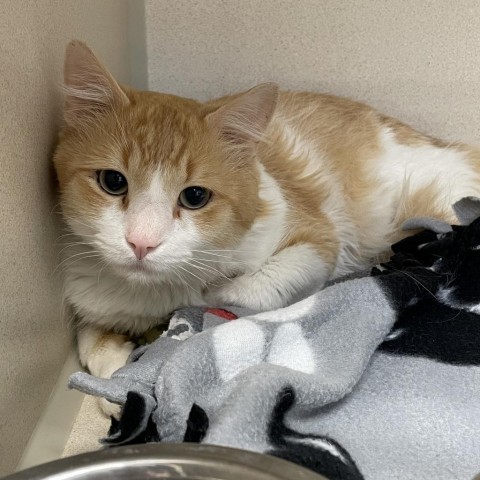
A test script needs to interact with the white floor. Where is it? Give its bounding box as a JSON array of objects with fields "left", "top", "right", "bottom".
[
  {"left": 62, "top": 394, "right": 109, "bottom": 458},
  {"left": 16, "top": 351, "right": 105, "bottom": 471}
]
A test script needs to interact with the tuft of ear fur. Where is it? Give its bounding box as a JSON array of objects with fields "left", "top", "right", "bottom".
[
  {"left": 63, "top": 40, "right": 129, "bottom": 127},
  {"left": 206, "top": 83, "right": 278, "bottom": 146}
]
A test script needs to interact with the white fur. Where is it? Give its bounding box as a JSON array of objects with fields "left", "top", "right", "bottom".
[
  {"left": 273, "top": 120, "right": 480, "bottom": 282},
  {"left": 204, "top": 162, "right": 330, "bottom": 310},
  {"left": 64, "top": 168, "right": 220, "bottom": 337},
  {"left": 334, "top": 127, "right": 480, "bottom": 275},
  {"left": 280, "top": 122, "right": 319, "bottom": 179},
  {"left": 276, "top": 117, "right": 362, "bottom": 276},
  {"left": 77, "top": 324, "right": 135, "bottom": 418},
  {"left": 63, "top": 82, "right": 112, "bottom": 105},
  {"left": 77, "top": 325, "right": 135, "bottom": 377},
  {"left": 124, "top": 170, "right": 174, "bottom": 249},
  {"left": 232, "top": 161, "right": 288, "bottom": 272},
  {"left": 64, "top": 261, "right": 201, "bottom": 334},
  {"left": 205, "top": 244, "right": 330, "bottom": 311},
  {"left": 373, "top": 127, "right": 480, "bottom": 239},
  {"left": 320, "top": 168, "right": 363, "bottom": 277},
  {"left": 378, "top": 128, "right": 479, "bottom": 203},
  {"left": 276, "top": 114, "right": 479, "bottom": 280},
  {"left": 92, "top": 169, "right": 206, "bottom": 282}
]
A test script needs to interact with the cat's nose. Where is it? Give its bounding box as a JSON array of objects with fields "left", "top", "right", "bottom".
[{"left": 126, "top": 236, "right": 161, "bottom": 260}]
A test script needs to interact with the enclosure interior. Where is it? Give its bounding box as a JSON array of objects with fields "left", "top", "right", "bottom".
[{"left": 2, "top": 0, "right": 479, "bottom": 475}]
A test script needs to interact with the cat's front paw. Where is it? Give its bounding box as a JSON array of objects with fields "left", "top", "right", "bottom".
[
  {"left": 87, "top": 338, "right": 136, "bottom": 379},
  {"left": 205, "top": 275, "right": 285, "bottom": 311},
  {"left": 87, "top": 337, "right": 136, "bottom": 419},
  {"left": 98, "top": 397, "right": 122, "bottom": 420}
]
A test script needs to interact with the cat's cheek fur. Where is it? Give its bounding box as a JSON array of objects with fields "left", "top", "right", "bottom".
[
  {"left": 93, "top": 205, "right": 130, "bottom": 260},
  {"left": 204, "top": 244, "right": 331, "bottom": 310}
]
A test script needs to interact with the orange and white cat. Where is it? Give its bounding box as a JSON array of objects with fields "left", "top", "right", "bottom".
[{"left": 55, "top": 41, "right": 480, "bottom": 415}]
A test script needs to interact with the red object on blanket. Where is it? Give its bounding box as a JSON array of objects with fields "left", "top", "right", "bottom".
[{"left": 205, "top": 308, "right": 238, "bottom": 321}]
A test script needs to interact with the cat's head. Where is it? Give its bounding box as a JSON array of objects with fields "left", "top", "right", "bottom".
[{"left": 54, "top": 41, "right": 278, "bottom": 283}]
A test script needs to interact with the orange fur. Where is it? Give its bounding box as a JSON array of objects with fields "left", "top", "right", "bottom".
[
  {"left": 55, "top": 87, "right": 262, "bottom": 250},
  {"left": 55, "top": 42, "right": 480, "bottom": 275}
]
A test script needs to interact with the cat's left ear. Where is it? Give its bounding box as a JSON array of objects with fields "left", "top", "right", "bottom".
[
  {"left": 63, "top": 40, "right": 129, "bottom": 127},
  {"left": 206, "top": 83, "right": 278, "bottom": 145}
]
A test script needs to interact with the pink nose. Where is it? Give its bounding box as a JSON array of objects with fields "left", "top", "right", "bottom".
[{"left": 126, "top": 236, "right": 161, "bottom": 260}]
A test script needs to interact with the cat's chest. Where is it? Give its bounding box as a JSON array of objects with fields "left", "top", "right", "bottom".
[{"left": 65, "top": 266, "right": 204, "bottom": 332}]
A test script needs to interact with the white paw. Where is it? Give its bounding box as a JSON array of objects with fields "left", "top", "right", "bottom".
[
  {"left": 204, "top": 279, "right": 244, "bottom": 306},
  {"left": 88, "top": 339, "right": 135, "bottom": 420},
  {"left": 87, "top": 338, "right": 136, "bottom": 379},
  {"left": 98, "top": 397, "right": 122, "bottom": 420},
  {"left": 205, "top": 276, "right": 283, "bottom": 311}
]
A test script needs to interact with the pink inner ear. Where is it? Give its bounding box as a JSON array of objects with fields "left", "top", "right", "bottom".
[
  {"left": 206, "top": 83, "right": 279, "bottom": 144},
  {"left": 63, "top": 40, "right": 129, "bottom": 126}
]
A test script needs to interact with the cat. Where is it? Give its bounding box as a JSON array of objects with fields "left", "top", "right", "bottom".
[{"left": 54, "top": 40, "right": 480, "bottom": 416}]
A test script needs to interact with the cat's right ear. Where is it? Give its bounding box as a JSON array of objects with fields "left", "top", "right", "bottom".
[
  {"left": 206, "top": 83, "right": 278, "bottom": 146},
  {"left": 63, "top": 40, "right": 129, "bottom": 127}
]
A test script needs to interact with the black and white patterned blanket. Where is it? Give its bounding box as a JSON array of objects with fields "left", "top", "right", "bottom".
[{"left": 70, "top": 197, "right": 480, "bottom": 480}]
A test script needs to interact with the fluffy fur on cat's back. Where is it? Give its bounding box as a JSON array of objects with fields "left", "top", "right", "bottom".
[{"left": 55, "top": 41, "right": 480, "bottom": 395}]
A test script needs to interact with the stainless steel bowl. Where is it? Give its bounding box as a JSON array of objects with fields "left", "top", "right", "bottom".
[{"left": 5, "top": 444, "right": 328, "bottom": 480}]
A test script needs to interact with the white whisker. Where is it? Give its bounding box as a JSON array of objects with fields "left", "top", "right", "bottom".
[
  {"left": 194, "top": 258, "right": 245, "bottom": 265},
  {"left": 188, "top": 258, "right": 233, "bottom": 282},
  {"left": 57, "top": 241, "right": 96, "bottom": 255},
  {"left": 53, "top": 250, "right": 103, "bottom": 276},
  {"left": 176, "top": 264, "right": 206, "bottom": 285},
  {"left": 96, "top": 258, "right": 111, "bottom": 286},
  {"left": 170, "top": 265, "right": 201, "bottom": 295},
  {"left": 55, "top": 232, "right": 98, "bottom": 242}
]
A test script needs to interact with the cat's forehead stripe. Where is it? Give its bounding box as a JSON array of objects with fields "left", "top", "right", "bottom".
[{"left": 121, "top": 114, "right": 195, "bottom": 187}]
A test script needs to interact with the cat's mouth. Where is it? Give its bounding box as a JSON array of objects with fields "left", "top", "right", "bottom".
[
  {"left": 113, "top": 259, "right": 161, "bottom": 280},
  {"left": 130, "top": 262, "right": 152, "bottom": 272},
  {"left": 110, "top": 252, "right": 196, "bottom": 282}
]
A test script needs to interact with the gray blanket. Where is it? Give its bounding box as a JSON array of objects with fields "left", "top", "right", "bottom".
[{"left": 70, "top": 198, "right": 480, "bottom": 480}]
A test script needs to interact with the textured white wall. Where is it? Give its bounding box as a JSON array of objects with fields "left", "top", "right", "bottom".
[
  {"left": 0, "top": 0, "right": 131, "bottom": 474},
  {"left": 145, "top": 0, "right": 480, "bottom": 143}
]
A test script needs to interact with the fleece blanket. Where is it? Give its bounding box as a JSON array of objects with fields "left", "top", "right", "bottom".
[{"left": 69, "top": 197, "right": 480, "bottom": 480}]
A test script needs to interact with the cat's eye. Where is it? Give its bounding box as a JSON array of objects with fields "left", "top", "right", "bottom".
[
  {"left": 97, "top": 170, "right": 128, "bottom": 196},
  {"left": 178, "top": 186, "right": 211, "bottom": 210}
]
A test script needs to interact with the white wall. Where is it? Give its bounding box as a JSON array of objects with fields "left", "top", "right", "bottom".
[
  {"left": 145, "top": 0, "right": 480, "bottom": 144},
  {"left": 0, "top": 0, "right": 132, "bottom": 474}
]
